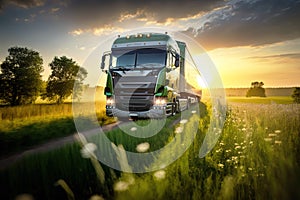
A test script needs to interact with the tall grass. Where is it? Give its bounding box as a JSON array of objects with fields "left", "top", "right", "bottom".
[
  {"left": 0, "top": 101, "right": 115, "bottom": 158},
  {"left": 1, "top": 102, "right": 299, "bottom": 199}
]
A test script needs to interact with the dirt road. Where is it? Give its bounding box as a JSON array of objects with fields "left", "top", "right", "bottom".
[{"left": 0, "top": 121, "right": 122, "bottom": 170}]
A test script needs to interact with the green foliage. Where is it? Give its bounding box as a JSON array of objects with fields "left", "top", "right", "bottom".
[
  {"left": 292, "top": 87, "right": 300, "bottom": 103},
  {"left": 45, "top": 56, "right": 87, "bottom": 104},
  {"left": 1, "top": 103, "right": 300, "bottom": 199},
  {"left": 0, "top": 47, "right": 44, "bottom": 105},
  {"left": 246, "top": 81, "right": 266, "bottom": 97}
]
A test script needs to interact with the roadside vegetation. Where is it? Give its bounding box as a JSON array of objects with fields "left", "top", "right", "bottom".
[
  {"left": 1, "top": 101, "right": 299, "bottom": 200},
  {"left": 0, "top": 101, "right": 115, "bottom": 158}
]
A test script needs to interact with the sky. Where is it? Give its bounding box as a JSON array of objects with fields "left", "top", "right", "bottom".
[{"left": 0, "top": 0, "right": 300, "bottom": 88}]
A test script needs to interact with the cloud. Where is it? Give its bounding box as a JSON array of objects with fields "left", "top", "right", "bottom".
[
  {"left": 183, "top": 0, "right": 300, "bottom": 50},
  {"left": 69, "top": 25, "right": 125, "bottom": 36},
  {"left": 63, "top": 0, "right": 224, "bottom": 29},
  {"left": 0, "top": 0, "right": 46, "bottom": 9},
  {"left": 246, "top": 53, "right": 300, "bottom": 62}
]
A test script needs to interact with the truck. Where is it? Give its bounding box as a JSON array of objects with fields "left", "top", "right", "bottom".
[{"left": 100, "top": 32, "right": 201, "bottom": 119}]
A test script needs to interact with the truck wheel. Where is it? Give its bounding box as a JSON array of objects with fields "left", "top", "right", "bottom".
[
  {"left": 176, "top": 100, "right": 180, "bottom": 113},
  {"left": 171, "top": 102, "right": 176, "bottom": 116}
]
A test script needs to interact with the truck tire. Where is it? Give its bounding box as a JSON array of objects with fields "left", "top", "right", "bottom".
[
  {"left": 176, "top": 100, "right": 180, "bottom": 113},
  {"left": 171, "top": 102, "right": 176, "bottom": 116}
]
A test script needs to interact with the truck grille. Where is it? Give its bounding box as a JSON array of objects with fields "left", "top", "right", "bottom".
[{"left": 114, "top": 81, "right": 155, "bottom": 112}]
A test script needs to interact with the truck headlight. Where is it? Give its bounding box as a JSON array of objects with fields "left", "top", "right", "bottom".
[
  {"left": 106, "top": 98, "right": 114, "bottom": 105},
  {"left": 154, "top": 98, "right": 166, "bottom": 106}
]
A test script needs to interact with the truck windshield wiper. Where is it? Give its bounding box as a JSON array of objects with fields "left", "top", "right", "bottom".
[{"left": 111, "top": 65, "right": 132, "bottom": 74}]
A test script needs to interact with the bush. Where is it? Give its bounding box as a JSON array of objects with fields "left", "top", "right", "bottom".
[{"left": 292, "top": 87, "right": 300, "bottom": 103}]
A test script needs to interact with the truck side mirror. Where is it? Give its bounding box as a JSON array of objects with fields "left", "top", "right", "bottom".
[
  {"left": 175, "top": 54, "right": 179, "bottom": 67},
  {"left": 101, "top": 55, "right": 106, "bottom": 69}
]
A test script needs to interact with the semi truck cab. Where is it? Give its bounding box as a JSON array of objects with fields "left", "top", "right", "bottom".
[{"left": 101, "top": 33, "right": 197, "bottom": 119}]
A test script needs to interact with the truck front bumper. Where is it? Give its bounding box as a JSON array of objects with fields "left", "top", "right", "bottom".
[{"left": 106, "top": 106, "right": 166, "bottom": 119}]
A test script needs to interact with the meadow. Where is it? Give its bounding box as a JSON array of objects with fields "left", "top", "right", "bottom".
[
  {"left": 1, "top": 98, "right": 299, "bottom": 200},
  {"left": 0, "top": 101, "right": 115, "bottom": 158}
]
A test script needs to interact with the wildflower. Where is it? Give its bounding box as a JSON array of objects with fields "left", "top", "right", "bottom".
[
  {"left": 235, "top": 146, "right": 241, "bottom": 150},
  {"left": 81, "top": 143, "right": 97, "bottom": 158},
  {"left": 274, "top": 130, "right": 281, "bottom": 134},
  {"left": 225, "top": 149, "right": 231, "bottom": 153},
  {"left": 114, "top": 181, "right": 129, "bottom": 192},
  {"left": 268, "top": 133, "right": 277, "bottom": 137},
  {"left": 249, "top": 141, "right": 253, "bottom": 145},
  {"left": 275, "top": 140, "right": 282, "bottom": 145},
  {"left": 216, "top": 149, "right": 222, "bottom": 153},
  {"left": 130, "top": 127, "right": 137, "bottom": 132},
  {"left": 248, "top": 167, "right": 253, "bottom": 171},
  {"left": 219, "top": 142, "right": 224, "bottom": 146},
  {"left": 226, "top": 159, "right": 231, "bottom": 163},
  {"left": 234, "top": 143, "right": 239, "bottom": 146},
  {"left": 217, "top": 163, "right": 224, "bottom": 168},
  {"left": 242, "top": 128, "right": 246, "bottom": 131},
  {"left": 136, "top": 142, "right": 150, "bottom": 152},
  {"left": 89, "top": 195, "right": 105, "bottom": 200},
  {"left": 232, "top": 156, "right": 238, "bottom": 160},
  {"left": 180, "top": 119, "right": 188, "bottom": 124},
  {"left": 154, "top": 170, "right": 166, "bottom": 180},
  {"left": 191, "top": 110, "right": 197, "bottom": 114},
  {"left": 264, "top": 138, "right": 272, "bottom": 142},
  {"left": 174, "top": 126, "right": 183, "bottom": 134}
]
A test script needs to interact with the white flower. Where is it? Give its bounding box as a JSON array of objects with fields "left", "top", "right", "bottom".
[
  {"left": 136, "top": 142, "right": 150, "bottom": 152},
  {"left": 191, "top": 110, "right": 197, "bottom": 114},
  {"left": 114, "top": 181, "right": 129, "bottom": 192},
  {"left": 180, "top": 119, "right": 188, "bottom": 124},
  {"left": 217, "top": 163, "right": 224, "bottom": 168},
  {"left": 81, "top": 143, "right": 97, "bottom": 158},
  {"left": 175, "top": 126, "right": 183, "bottom": 134},
  {"left": 274, "top": 130, "right": 281, "bottom": 134},
  {"left": 275, "top": 140, "right": 282, "bottom": 145},
  {"left": 154, "top": 170, "right": 166, "bottom": 180},
  {"left": 264, "top": 138, "right": 272, "bottom": 142},
  {"left": 89, "top": 195, "right": 105, "bottom": 200},
  {"left": 130, "top": 127, "right": 137, "bottom": 132}
]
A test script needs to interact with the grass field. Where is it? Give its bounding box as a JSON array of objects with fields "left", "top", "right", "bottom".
[
  {"left": 226, "top": 96, "right": 294, "bottom": 104},
  {"left": 1, "top": 100, "right": 299, "bottom": 200},
  {"left": 0, "top": 101, "right": 115, "bottom": 158}
]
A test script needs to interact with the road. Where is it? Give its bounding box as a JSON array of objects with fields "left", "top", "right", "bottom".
[
  {"left": 0, "top": 121, "right": 122, "bottom": 170},
  {"left": 0, "top": 117, "right": 182, "bottom": 170}
]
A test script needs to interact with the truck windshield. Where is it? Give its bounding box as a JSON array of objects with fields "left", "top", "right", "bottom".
[{"left": 111, "top": 48, "right": 166, "bottom": 69}]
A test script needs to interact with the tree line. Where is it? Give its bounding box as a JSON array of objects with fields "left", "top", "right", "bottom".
[{"left": 0, "top": 46, "right": 87, "bottom": 105}]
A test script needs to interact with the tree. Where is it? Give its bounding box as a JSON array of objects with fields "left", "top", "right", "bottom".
[
  {"left": 292, "top": 87, "right": 300, "bottom": 103},
  {"left": 0, "top": 47, "right": 44, "bottom": 105},
  {"left": 46, "top": 56, "right": 87, "bottom": 103},
  {"left": 246, "top": 81, "right": 266, "bottom": 97}
]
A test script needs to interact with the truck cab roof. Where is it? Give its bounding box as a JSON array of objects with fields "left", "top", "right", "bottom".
[{"left": 112, "top": 33, "right": 180, "bottom": 53}]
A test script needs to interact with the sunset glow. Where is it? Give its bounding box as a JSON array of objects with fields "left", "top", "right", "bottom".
[{"left": 0, "top": 0, "right": 299, "bottom": 88}]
